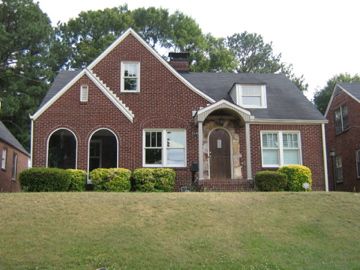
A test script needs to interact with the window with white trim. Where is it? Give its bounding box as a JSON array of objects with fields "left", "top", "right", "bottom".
[
  {"left": 236, "top": 84, "right": 267, "bottom": 108},
  {"left": 334, "top": 105, "right": 349, "bottom": 134},
  {"left": 335, "top": 155, "right": 343, "bottom": 183},
  {"left": 261, "top": 131, "right": 301, "bottom": 167},
  {"left": 121, "top": 62, "right": 140, "bottom": 92},
  {"left": 1, "top": 148, "right": 7, "bottom": 170},
  {"left": 80, "top": 84, "right": 88, "bottom": 102},
  {"left": 356, "top": 150, "right": 360, "bottom": 179},
  {"left": 143, "top": 129, "right": 186, "bottom": 167},
  {"left": 11, "top": 153, "right": 18, "bottom": 180}
]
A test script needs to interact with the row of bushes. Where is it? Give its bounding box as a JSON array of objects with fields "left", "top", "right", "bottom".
[
  {"left": 255, "top": 165, "right": 312, "bottom": 192},
  {"left": 19, "top": 168, "right": 176, "bottom": 192}
]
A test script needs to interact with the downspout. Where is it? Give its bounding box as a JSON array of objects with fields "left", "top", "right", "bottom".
[
  {"left": 30, "top": 116, "right": 34, "bottom": 168},
  {"left": 321, "top": 123, "right": 329, "bottom": 191}
]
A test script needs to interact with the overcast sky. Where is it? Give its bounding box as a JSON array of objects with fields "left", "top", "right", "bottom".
[{"left": 37, "top": 0, "right": 360, "bottom": 100}]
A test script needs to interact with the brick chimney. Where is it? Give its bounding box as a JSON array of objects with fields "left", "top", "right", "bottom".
[{"left": 168, "top": 52, "right": 190, "bottom": 72}]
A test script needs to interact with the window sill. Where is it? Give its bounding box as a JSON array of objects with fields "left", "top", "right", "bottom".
[
  {"left": 336, "top": 180, "right": 344, "bottom": 184},
  {"left": 120, "top": 90, "right": 141, "bottom": 93},
  {"left": 143, "top": 164, "right": 187, "bottom": 169},
  {"left": 335, "top": 128, "right": 350, "bottom": 136}
]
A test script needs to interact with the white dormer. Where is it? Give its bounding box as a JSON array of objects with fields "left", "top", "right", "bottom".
[{"left": 230, "top": 84, "right": 267, "bottom": 109}]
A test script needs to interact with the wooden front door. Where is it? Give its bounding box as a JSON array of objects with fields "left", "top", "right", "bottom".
[{"left": 209, "top": 129, "right": 231, "bottom": 179}]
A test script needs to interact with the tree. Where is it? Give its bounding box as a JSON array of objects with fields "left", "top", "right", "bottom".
[
  {"left": 313, "top": 73, "right": 360, "bottom": 114},
  {"left": 0, "top": 0, "right": 54, "bottom": 148},
  {"left": 226, "top": 32, "right": 308, "bottom": 91}
]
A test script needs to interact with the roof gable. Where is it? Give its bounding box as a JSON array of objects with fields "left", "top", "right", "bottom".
[
  {"left": 324, "top": 83, "right": 360, "bottom": 117},
  {"left": 31, "top": 69, "right": 134, "bottom": 122},
  {"left": 87, "top": 28, "right": 215, "bottom": 103},
  {"left": 0, "top": 121, "right": 29, "bottom": 156}
]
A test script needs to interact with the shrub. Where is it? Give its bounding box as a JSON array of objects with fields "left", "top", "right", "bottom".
[
  {"left": 255, "top": 171, "right": 287, "bottom": 191},
  {"left": 133, "top": 168, "right": 176, "bottom": 192},
  {"left": 19, "top": 167, "right": 71, "bottom": 192},
  {"left": 90, "top": 168, "right": 131, "bottom": 192},
  {"left": 278, "top": 165, "right": 312, "bottom": 191},
  {"left": 67, "top": 169, "right": 86, "bottom": 191}
]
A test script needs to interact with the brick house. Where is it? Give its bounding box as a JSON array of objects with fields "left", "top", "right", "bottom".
[
  {"left": 0, "top": 121, "right": 29, "bottom": 192},
  {"left": 30, "top": 29, "right": 329, "bottom": 191},
  {"left": 325, "top": 83, "right": 360, "bottom": 191}
]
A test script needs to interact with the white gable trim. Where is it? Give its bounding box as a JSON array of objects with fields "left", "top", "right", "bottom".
[
  {"left": 196, "top": 99, "right": 253, "bottom": 122},
  {"left": 87, "top": 28, "right": 215, "bottom": 104},
  {"left": 30, "top": 69, "right": 134, "bottom": 122},
  {"left": 324, "top": 84, "right": 360, "bottom": 117}
]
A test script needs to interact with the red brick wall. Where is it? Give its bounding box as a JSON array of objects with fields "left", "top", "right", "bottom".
[
  {"left": 0, "top": 141, "right": 28, "bottom": 192},
  {"left": 250, "top": 124, "right": 325, "bottom": 191},
  {"left": 33, "top": 34, "right": 209, "bottom": 190},
  {"left": 326, "top": 90, "right": 360, "bottom": 191}
]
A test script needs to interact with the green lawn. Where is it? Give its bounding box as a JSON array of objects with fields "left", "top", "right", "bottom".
[{"left": 0, "top": 192, "right": 359, "bottom": 270}]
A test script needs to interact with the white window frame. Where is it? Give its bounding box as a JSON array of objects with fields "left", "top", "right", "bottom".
[
  {"left": 356, "top": 150, "right": 360, "bottom": 179},
  {"left": 80, "top": 84, "right": 89, "bottom": 102},
  {"left": 121, "top": 61, "right": 140, "bottom": 93},
  {"left": 142, "top": 129, "right": 187, "bottom": 168},
  {"left": 260, "top": 131, "right": 302, "bottom": 168},
  {"left": 1, "top": 148, "right": 7, "bottom": 170},
  {"left": 11, "top": 153, "right": 18, "bottom": 180},
  {"left": 236, "top": 84, "right": 267, "bottom": 109}
]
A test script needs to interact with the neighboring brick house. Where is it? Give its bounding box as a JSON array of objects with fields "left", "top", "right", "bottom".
[
  {"left": 0, "top": 121, "right": 29, "bottom": 192},
  {"left": 31, "top": 28, "right": 329, "bottom": 191},
  {"left": 325, "top": 83, "right": 360, "bottom": 191}
]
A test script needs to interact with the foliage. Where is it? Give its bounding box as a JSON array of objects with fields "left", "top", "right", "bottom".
[
  {"left": 133, "top": 168, "right": 176, "bottom": 192},
  {"left": 255, "top": 170, "right": 287, "bottom": 191},
  {"left": 313, "top": 73, "right": 360, "bottom": 114},
  {"left": 0, "top": 0, "right": 54, "bottom": 148},
  {"left": 19, "top": 167, "right": 71, "bottom": 191},
  {"left": 90, "top": 168, "right": 131, "bottom": 192},
  {"left": 278, "top": 165, "right": 312, "bottom": 191},
  {"left": 66, "top": 169, "right": 86, "bottom": 191}
]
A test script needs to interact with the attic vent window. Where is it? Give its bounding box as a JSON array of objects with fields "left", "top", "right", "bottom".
[
  {"left": 232, "top": 84, "right": 267, "bottom": 109},
  {"left": 121, "top": 62, "right": 140, "bottom": 92},
  {"left": 80, "top": 84, "right": 88, "bottom": 102}
]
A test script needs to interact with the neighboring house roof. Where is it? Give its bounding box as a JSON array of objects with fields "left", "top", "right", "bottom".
[
  {"left": 181, "top": 72, "right": 326, "bottom": 121},
  {"left": 0, "top": 121, "right": 29, "bottom": 156},
  {"left": 324, "top": 82, "right": 360, "bottom": 116}
]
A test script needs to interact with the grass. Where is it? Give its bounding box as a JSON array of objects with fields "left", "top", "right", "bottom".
[{"left": 0, "top": 192, "right": 359, "bottom": 270}]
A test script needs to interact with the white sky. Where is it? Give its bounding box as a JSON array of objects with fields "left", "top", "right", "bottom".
[{"left": 37, "top": 0, "right": 360, "bottom": 100}]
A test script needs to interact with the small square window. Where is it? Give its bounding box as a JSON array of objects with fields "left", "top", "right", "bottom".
[{"left": 121, "top": 62, "right": 140, "bottom": 92}]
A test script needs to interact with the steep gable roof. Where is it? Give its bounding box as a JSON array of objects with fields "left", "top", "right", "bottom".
[
  {"left": 181, "top": 72, "right": 326, "bottom": 122},
  {"left": 87, "top": 28, "right": 215, "bottom": 103},
  {"left": 32, "top": 69, "right": 134, "bottom": 122},
  {"left": 325, "top": 82, "right": 360, "bottom": 116},
  {"left": 0, "top": 121, "right": 29, "bottom": 156}
]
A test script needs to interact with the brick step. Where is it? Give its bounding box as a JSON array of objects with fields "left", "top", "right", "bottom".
[{"left": 197, "top": 179, "right": 254, "bottom": 192}]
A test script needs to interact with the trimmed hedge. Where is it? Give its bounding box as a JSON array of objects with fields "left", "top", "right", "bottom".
[
  {"left": 278, "top": 165, "right": 312, "bottom": 191},
  {"left": 67, "top": 169, "right": 86, "bottom": 191},
  {"left": 255, "top": 170, "right": 287, "bottom": 191},
  {"left": 20, "top": 167, "right": 71, "bottom": 192},
  {"left": 133, "top": 168, "right": 176, "bottom": 192},
  {"left": 90, "top": 168, "right": 131, "bottom": 192}
]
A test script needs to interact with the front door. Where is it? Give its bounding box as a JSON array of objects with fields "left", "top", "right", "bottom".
[{"left": 209, "top": 129, "right": 231, "bottom": 179}]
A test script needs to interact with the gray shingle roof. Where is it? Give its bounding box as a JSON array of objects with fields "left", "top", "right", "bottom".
[
  {"left": 338, "top": 82, "right": 360, "bottom": 100},
  {"left": 0, "top": 121, "right": 29, "bottom": 156},
  {"left": 38, "top": 70, "right": 81, "bottom": 109},
  {"left": 38, "top": 70, "right": 325, "bottom": 122},
  {"left": 180, "top": 72, "right": 325, "bottom": 121}
]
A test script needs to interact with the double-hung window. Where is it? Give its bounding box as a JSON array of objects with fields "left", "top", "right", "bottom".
[
  {"left": 335, "top": 156, "right": 343, "bottom": 183},
  {"left": 232, "top": 84, "right": 267, "bottom": 108},
  {"left": 144, "top": 129, "right": 186, "bottom": 167},
  {"left": 261, "top": 131, "right": 301, "bottom": 167},
  {"left": 334, "top": 105, "right": 349, "bottom": 134},
  {"left": 11, "top": 153, "right": 18, "bottom": 180},
  {"left": 121, "top": 62, "right": 140, "bottom": 92},
  {"left": 1, "top": 148, "right": 7, "bottom": 170}
]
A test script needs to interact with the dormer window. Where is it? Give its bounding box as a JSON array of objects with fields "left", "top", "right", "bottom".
[
  {"left": 80, "top": 84, "right": 88, "bottom": 102},
  {"left": 230, "top": 84, "right": 267, "bottom": 108},
  {"left": 121, "top": 62, "right": 140, "bottom": 92}
]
